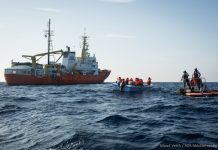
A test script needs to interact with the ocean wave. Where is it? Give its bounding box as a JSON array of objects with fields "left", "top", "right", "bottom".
[
  {"left": 144, "top": 119, "right": 166, "bottom": 128},
  {"left": 157, "top": 131, "right": 218, "bottom": 148},
  {"left": 92, "top": 141, "right": 146, "bottom": 150},
  {"left": 50, "top": 131, "right": 91, "bottom": 150},
  {"left": 97, "top": 114, "right": 131, "bottom": 126},
  {"left": 8, "top": 133, "right": 25, "bottom": 140},
  {"left": 120, "top": 106, "right": 144, "bottom": 112},
  {"left": 49, "top": 92, "right": 67, "bottom": 95},
  {"left": 169, "top": 132, "right": 204, "bottom": 140},
  {"left": 72, "top": 99, "right": 97, "bottom": 104},
  {"left": 13, "top": 97, "right": 36, "bottom": 102},
  {"left": 79, "top": 89, "right": 98, "bottom": 94},
  {"left": 156, "top": 133, "right": 218, "bottom": 150},
  {"left": 142, "top": 104, "right": 175, "bottom": 113},
  {"left": 0, "top": 104, "right": 22, "bottom": 114},
  {"left": 174, "top": 104, "right": 218, "bottom": 115},
  {"left": 50, "top": 131, "right": 147, "bottom": 150}
]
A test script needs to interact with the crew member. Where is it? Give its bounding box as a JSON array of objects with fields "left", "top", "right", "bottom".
[
  {"left": 193, "top": 68, "right": 202, "bottom": 90},
  {"left": 181, "top": 71, "right": 191, "bottom": 90}
]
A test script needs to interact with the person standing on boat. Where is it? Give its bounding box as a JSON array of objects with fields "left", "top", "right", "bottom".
[
  {"left": 194, "top": 68, "right": 201, "bottom": 78},
  {"left": 193, "top": 68, "right": 202, "bottom": 90},
  {"left": 181, "top": 71, "right": 191, "bottom": 90}
]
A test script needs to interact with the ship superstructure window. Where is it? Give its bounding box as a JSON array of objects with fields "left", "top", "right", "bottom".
[
  {"left": 22, "top": 70, "right": 31, "bottom": 75},
  {"left": 6, "top": 69, "right": 32, "bottom": 75},
  {"left": 4, "top": 69, "right": 12, "bottom": 74}
]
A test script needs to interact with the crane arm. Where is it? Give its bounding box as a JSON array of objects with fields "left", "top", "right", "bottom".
[
  {"left": 34, "top": 50, "right": 63, "bottom": 57},
  {"left": 22, "top": 55, "right": 33, "bottom": 59},
  {"left": 22, "top": 49, "right": 63, "bottom": 60}
]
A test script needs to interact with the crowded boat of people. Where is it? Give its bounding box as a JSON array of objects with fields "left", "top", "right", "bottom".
[{"left": 113, "top": 77, "right": 152, "bottom": 92}]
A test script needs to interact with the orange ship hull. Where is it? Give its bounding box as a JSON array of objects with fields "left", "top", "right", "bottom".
[{"left": 5, "top": 70, "right": 110, "bottom": 85}]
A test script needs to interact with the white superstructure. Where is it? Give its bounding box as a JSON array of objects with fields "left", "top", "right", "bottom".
[{"left": 61, "top": 34, "right": 99, "bottom": 75}]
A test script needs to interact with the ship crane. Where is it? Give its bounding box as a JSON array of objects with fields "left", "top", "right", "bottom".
[
  {"left": 22, "top": 50, "right": 63, "bottom": 67},
  {"left": 22, "top": 19, "right": 64, "bottom": 68}
]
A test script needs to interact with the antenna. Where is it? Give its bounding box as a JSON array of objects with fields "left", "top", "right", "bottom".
[
  {"left": 81, "top": 29, "right": 90, "bottom": 62},
  {"left": 44, "top": 19, "right": 54, "bottom": 65},
  {"left": 84, "top": 28, "right": 86, "bottom": 37}
]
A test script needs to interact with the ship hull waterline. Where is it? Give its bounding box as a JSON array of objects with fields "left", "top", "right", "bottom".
[{"left": 5, "top": 70, "right": 110, "bottom": 85}]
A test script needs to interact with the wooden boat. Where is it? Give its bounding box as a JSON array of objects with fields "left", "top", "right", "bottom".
[{"left": 112, "top": 82, "right": 151, "bottom": 92}]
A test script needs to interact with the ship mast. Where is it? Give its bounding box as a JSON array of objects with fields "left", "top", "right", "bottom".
[
  {"left": 45, "top": 19, "right": 53, "bottom": 65},
  {"left": 81, "top": 30, "right": 89, "bottom": 63}
]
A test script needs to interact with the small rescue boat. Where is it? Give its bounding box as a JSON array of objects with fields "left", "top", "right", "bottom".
[
  {"left": 178, "top": 89, "right": 218, "bottom": 97},
  {"left": 179, "top": 74, "right": 218, "bottom": 97},
  {"left": 112, "top": 82, "right": 151, "bottom": 92}
]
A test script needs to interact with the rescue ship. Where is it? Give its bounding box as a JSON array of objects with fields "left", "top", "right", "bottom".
[{"left": 4, "top": 19, "right": 110, "bottom": 85}]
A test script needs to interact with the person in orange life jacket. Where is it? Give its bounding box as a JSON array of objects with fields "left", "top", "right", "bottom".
[
  {"left": 181, "top": 71, "right": 191, "bottom": 90},
  {"left": 193, "top": 68, "right": 202, "bottom": 90},
  {"left": 147, "top": 77, "right": 151, "bottom": 85}
]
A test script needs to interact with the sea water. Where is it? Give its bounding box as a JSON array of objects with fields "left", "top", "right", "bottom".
[{"left": 0, "top": 82, "right": 218, "bottom": 150}]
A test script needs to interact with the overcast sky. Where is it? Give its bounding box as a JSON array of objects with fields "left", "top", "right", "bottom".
[{"left": 0, "top": 0, "right": 217, "bottom": 82}]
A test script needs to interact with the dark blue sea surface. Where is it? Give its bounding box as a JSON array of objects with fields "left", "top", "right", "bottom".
[{"left": 0, "top": 82, "right": 218, "bottom": 150}]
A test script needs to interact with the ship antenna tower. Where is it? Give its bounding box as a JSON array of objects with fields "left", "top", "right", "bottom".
[
  {"left": 44, "top": 19, "right": 54, "bottom": 65},
  {"left": 81, "top": 28, "right": 89, "bottom": 63}
]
